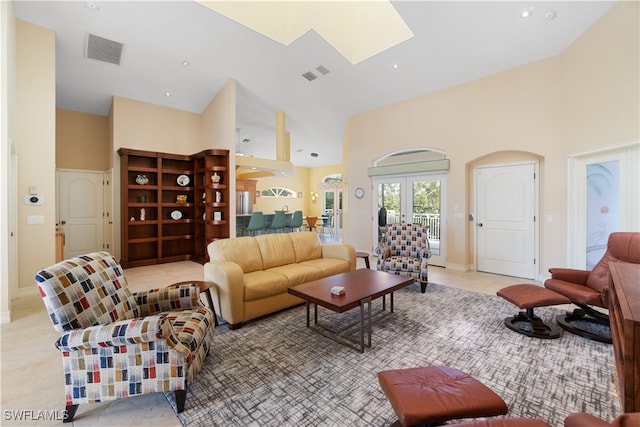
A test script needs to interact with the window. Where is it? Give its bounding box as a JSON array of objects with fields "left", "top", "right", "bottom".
[
  {"left": 323, "top": 174, "right": 342, "bottom": 183},
  {"left": 261, "top": 187, "right": 297, "bottom": 198}
]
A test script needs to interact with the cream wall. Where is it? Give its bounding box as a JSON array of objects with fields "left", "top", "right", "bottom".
[
  {"left": 254, "top": 166, "right": 311, "bottom": 215},
  {"left": 15, "top": 20, "right": 56, "bottom": 295},
  {"left": 56, "top": 109, "right": 109, "bottom": 171},
  {"left": 200, "top": 79, "right": 237, "bottom": 232},
  {"left": 1, "top": 1, "right": 17, "bottom": 322},
  {"left": 345, "top": 1, "right": 639, "bottom": 275}
]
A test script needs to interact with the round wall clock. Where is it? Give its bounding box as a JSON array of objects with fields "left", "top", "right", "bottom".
[{"left": 354, "top": 187, "right": 365, "bottom": 199}]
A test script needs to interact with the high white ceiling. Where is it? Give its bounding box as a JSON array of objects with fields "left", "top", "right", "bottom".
[{"left": 14, "top": 1, "right": 615, "bottom": 166}]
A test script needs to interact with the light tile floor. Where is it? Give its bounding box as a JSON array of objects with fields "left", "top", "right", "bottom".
[{"left": 1, "top": 258, "right": 553, "bottom": 426}]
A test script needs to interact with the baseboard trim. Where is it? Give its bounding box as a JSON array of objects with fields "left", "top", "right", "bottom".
[
  {"left": 17, "top": 286, "right": 39, "bottom": 299},
  {"left": 445, "top": 263, "right": 469, "bottom": 272},
  {"left": 1, "top": 310, "right": 11, "bottom": 324}
]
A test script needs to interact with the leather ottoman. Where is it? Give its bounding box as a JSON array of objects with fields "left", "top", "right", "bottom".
[
  {"left": 448, "top": 419, "right": 551, "bottom": 427},
  {"left": 378, "top": 366, "right": 508, "bottom": 427},
  {"left": 497, "top": 284, "right": 571, "bottom": 339}
]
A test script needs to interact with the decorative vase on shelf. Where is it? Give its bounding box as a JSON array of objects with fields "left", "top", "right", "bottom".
[
  {"left": 216, "top": 191, "right": 222, "bottom": 203},
  {"left": 140, "top": 208, "right": 146, "bottom": 221},
  {"left": 211, "top": 172, "right": 221, "bottom": 184},
  {"left": 135, "top": 174, "right": 149, "bottom": 185}
]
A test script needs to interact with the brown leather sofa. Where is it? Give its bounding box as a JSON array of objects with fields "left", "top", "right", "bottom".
[{"left": 544, "top": 232, "right": 640, "bottom": 342}]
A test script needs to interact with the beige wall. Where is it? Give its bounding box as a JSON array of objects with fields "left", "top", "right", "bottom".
[
  {"left": 15, "top": 20, "right": 56, "bottom": 294},
  {"left": 56, "top": 109, "right": 110, "bottom": 171},
  {"left": 200, "top": 79, "right": 237, "bottom": 232},
  {"left": 345, "top": 1, "right": 639, "bottom": 275},
  {"left": 1, "top": 1, "right": 17, "bottom": 321},
  {"left": 254, "top": 166, "right": 311, "bottom": 215}
]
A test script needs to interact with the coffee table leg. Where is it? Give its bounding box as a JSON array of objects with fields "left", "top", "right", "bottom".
[
  {"left": 390, "top": 292, "right": 394, "bottom": 313},
  {"left": 306, "top": 302, "right": 310, "bottom": 327},
  {"left": 359, "top": 297, "right": 372, "bottom": 353}
]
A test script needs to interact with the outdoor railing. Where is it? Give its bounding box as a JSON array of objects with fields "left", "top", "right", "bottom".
[{"left": 385, "top": 212, "right": 441, "bottom": 240}]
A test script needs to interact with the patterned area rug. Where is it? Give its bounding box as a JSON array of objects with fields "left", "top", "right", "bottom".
[{"left": 164, "top": 283, "right": 620, "bottom": 427}]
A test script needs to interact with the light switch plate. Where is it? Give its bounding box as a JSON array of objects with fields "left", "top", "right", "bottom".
[{"left": 27, "top": 215, "right": 44, "bottom": 224}]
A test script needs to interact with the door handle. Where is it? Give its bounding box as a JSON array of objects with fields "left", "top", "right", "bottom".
[
  {"left": 61, "top": 220, "right": 67, "bottom": 225},
  {"left": 478, "top": 223, "right": 483, "bottom": 227}
]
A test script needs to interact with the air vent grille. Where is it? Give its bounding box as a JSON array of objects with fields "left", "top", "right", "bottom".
[
  {"left": 86, "top": 34, "right": 124, "bottom": 66},
  {"left": 302, "top": 71, "right": 317, "bottom": 81},
  {"left": 316, "top": 65, "right": 330, "bottom": 75}
]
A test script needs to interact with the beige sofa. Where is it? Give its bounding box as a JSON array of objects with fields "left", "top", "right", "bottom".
[{"left": 204, "top": 232, "right": 356, "bottom": 329}]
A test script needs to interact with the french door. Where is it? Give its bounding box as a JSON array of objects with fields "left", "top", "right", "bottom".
[
  {"left": 373, "top": 174, "right": 446, "bottom": 267},
  {"left": 322, "top": 188, "right": 343, "bottom": 240}
]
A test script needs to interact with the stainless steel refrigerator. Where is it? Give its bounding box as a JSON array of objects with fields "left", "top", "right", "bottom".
[{"left": 236, "top": 191, "right": 253, "bottom": 215}]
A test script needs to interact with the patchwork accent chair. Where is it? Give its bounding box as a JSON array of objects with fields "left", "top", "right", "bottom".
[
  {"left": 377, "top": 223, "right": 432, "bottom": 293},
  {"left": 36, "top": 252, "right": 215, "bottom": 422},
  {"left": 544, "top": 232, "right": 640, "bottom": 343}
]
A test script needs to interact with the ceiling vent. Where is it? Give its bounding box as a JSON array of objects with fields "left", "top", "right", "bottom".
[
  {"left": 316, "top": 65, "right": 330, "bottom": 75},
  {"left": 302, "top": 71, "right": 317, "bottom": 82},
  {"left": 85, "top": 33, "right": 124, "bottom": 66}
]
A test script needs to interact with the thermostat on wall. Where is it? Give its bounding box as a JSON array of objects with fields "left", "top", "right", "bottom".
[{"left": 24, "top": 194, "right": 45, "bottom": 206}]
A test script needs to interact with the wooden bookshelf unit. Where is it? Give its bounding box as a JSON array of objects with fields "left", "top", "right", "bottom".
[
  {"left": 118, "top": 148, "right": 229, "bottom": 268},
  {"left": 609, "top": 262, "right": 640, "bottom": 413}
]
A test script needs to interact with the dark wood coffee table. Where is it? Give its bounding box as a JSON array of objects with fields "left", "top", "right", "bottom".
[{"left": 288, "top": 269, "right": 415, "bottom": 352}]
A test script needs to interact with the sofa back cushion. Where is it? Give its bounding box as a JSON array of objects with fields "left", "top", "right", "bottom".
[
  {"left": 208, "top": 237, "right": 263, "bottom": 273},
  {"left": 35, "top": 252, "right": 139, "bottom": 332},
  {"left": 289, "top": 232, "right": 322, "bottom": 262},
  {"left": 255, "top": 234, "right": 296, "bottom": 269}
]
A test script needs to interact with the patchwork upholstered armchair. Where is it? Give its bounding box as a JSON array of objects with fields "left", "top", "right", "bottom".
[
  {"left": 36, "top": 252, "right": 214, "bottom": 422},
  {"left": 377, "top": 223, "right": 432, "bottom": 293}
]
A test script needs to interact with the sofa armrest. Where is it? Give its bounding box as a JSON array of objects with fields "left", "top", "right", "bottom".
[
  {"left": 322, "top": 244, "right": 356, "bottom": 271},
  {"left": 133, "top": 284, "right": 200, "bottom": 317},
  {"left": 203, "top": 261, "right": 245, "bottom": 326},
  {"left": 56, "top": 315, "right": 165, "bottom": 351},
  {"left": 548, "top": 268, "right": 590, "bottom": 284}
]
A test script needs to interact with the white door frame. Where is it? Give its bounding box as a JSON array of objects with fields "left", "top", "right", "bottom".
[
  {"left": 56, "top": 169, "right": 111, "bottom": 257},
  {"left": 473, "top": 161, "right": 539, "bottom": 279},
  {"left": 372, "top": 172, "right": 447, "bottom": 267},
  {"left": 567, "top": 142, "right": 640, "bottom": 268}
]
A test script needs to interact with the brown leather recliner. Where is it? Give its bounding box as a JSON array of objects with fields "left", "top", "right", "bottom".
[
  {"left": 544, "top": 232, "right": 640, "bottom": 343},
  {"left": 565, "top": 412, "right": 640, "bottom": 427}
]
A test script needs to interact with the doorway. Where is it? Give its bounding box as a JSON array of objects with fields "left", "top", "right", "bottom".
[
  {"left": 474, "top": 162, "right": 538, "bottom": 279},
  {"left": 373, "top": 174, "right": 447, "bottom": 267},
  {"left": 567, "top": 143, "right": 640, "bottom": 268},
  {"left": 56, "top": 169, "right": 111, "bottom": 258},
  {"left": 321, "top": 187, "right": 343, "bottom": 240}
]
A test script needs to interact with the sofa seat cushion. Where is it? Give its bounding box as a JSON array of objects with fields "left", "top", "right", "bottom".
[
  {"left": 382, "top": 256, "right": 423, "bottom": 274},
  {"left": 243, "top": 270, "right": 290, "bottom": 302},
  {"left": 270, "top": 264, "right": 324, "bottom": 286},
  {"left": 299, "top": 258, "right": 350, "bottom": 276}
]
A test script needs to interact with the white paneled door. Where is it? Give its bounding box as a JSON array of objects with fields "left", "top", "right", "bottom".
[
  {"left": 57, "top": 170, "right": 107, "bottom": 258},
  {"left": 475, "top": 163, "right": 538, "bottom": 279}
]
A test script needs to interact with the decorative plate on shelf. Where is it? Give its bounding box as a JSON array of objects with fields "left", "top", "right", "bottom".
[
  {"left": 170, "top": 210, "right": 182, "bottom": 220},
  {"left": 177, "top": 175, "right": 190, "bottom": 186}
]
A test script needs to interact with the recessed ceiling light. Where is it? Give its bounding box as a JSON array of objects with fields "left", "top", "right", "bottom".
[
  {"left": 393, "top": 64, "right": 399, "bottom": 69},
  {"left": 544, "top": 10, "right": 557, "bottom": 21},
  {"left": 296, "top": 148, "right": 304, "bottom": 152},
  {"left": 86, "top": 2, "right": 100, "bottom": 11},
  {"left": 164, "top": 92, "right": 171, "bottom": 97},
  {"left": 182, "top": 60, "right": 190, "bottom": 66},
  {"left": 520, "top": 8, "right": 533, "bottom": 19}
]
